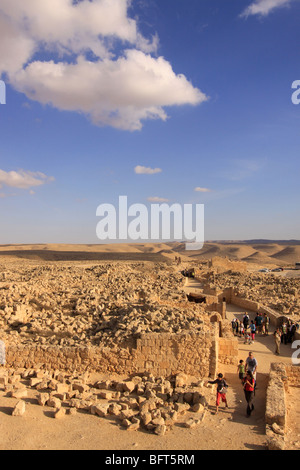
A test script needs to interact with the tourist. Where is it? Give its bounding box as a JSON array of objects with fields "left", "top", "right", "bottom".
[
  {"left": 274, "top": 328, "right": 282, "bottom": 355},
  {"left": 287, "top": 322, "right": 296, "bottom": 344},
  {"left": 243, "top": 313, "right": 250, "bottom": 331},
  {"left": 239, "top": 322, "right": 245, "bottom": 338},
  {"left": 243, "top": 371, "right": 255, "bottom": 417},
  {"left": 281, "top": 322, "right": 288, "bottom": 345},
  {"left": 206, "top": 373, "right": 229, "bottom": 414},
  {"left": 244, "top": 330, "right": 251, "bottom": 345},
  {"left": 237, "top": 359, "right": 246, "bottom": 382},
  {"left": 231, "top": 318, "right": 237, "bottom": 335},
  {"left": 255, "top": 312, "right": 263, "bottom": 334},
  {"left": 250, "top": 320, "right": 256, "bottom": 343},
  {"left": 245, "top": 352, "right": 258, "bottom": 383},
  {"left": 264, "top": 314, "right": 270, "bottom": 336}
]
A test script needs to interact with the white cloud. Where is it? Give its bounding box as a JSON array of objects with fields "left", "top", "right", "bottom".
[
  {"left": 241, "top": 0, "right": 293, "bottom": 17},
  {"left": 0, "top": 0, "right": 207, "bottom": 131},
  {"left": 0, "top": 169, "right": 54, "bottom": 190},
  {"left": 11, "top": 51, "right": 205, "bottom": 131},
  {"left": 147, "top": 196, "right": 170, "bottom": 202},
  {"left": 0, "top": 0, "right": 141, "bottom": 60},
  {"left": 194, "top": 187, "right": 212, "bottom": 193},
  {"left": 0, "top": 14, "right": 36, "bottom": 75},
  {"left": 135, "top": 165, "right": 162, "bottom": 175}
]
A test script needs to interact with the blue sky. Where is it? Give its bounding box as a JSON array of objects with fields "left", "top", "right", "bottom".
[{"left": 0, "top": 0, "right": 299, "bottom": 244}]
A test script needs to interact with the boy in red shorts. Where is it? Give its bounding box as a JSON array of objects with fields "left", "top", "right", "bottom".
[{"left": 206, "top": 373, "right": 229, "bottom": 414}]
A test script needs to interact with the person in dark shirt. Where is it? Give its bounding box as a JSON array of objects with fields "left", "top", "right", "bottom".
[
  {"left": 206, "top": 373, "right": 229, "bottom": 414},
  {"left": 243, "top": 313, "right": 250, "bottom": 330},
  {"left": 255, "top": 313, "right": 263, "bottom": 333}
]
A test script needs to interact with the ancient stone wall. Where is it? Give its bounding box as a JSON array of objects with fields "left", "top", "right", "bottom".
[
  {"left": 230, "top": 293, "right": 259, "bottom": 312},
  {"left": 218, "top": 337, "right": 239, "bottom": 365},
  {"left": 206, "top": 301, "right": 226, "bottom": 319},
  {"left": 230, "top": 293, "right": 295, "bottom": 329},
  {"left": 265, "top": 362, "right": 300, "bottom": 450},
  {"left": 208, "top": 256, "right": 248, "bottom": 273},
  {"left": 5, "top": 344, "right": 133, "bottom": 375},
  {"left": 135, "top": 329, "right": 218, "bottom": 378},
  {"left": 5, "top": 326, "right": 219, "bottom": 379}
]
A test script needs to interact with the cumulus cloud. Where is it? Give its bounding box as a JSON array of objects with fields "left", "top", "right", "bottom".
[
  {"left": 147, "top": 196, "right": 170, "bottom": 202},
  {"left": 241, "top": 0, "right": 293, "bottom": 17},
  {"left": 0, "top": 0, "right": 207, "bottom": 130},
  {"left": 134, "top": 165, "right": 162, "bottom": 175},
  {"left": 11, "top": 51, "right": 205, "bottom": 131},
  {"left": 194, "top": 187, "right": 212, "bottom": 193},
  {"left": 0, "top": 169, "right": 54, "bottom": 190}
]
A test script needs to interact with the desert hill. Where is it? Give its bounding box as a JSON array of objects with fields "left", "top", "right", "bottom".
[{"left": 0, "top": 241, "right": 299, "bottom": 265}]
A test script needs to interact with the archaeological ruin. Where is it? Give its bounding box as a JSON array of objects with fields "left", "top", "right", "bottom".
[{"left": 0, "top": 255, "right": 299, "bottom": 443}]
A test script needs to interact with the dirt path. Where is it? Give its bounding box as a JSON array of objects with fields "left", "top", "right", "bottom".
[{"left": 220, "top": 304, "right": 294, "bottom": 449}]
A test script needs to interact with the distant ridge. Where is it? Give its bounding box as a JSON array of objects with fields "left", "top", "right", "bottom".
[{"left": 206, "top": 240, "right": 300, "bottom": 245}]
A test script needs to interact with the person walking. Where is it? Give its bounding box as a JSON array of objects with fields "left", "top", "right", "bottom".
[
  {"left": 245, "top": 352, "right": 258, "bottom": 392},
  {"left": 206, "top": 373, "right": 229, "bottom": 414},
  {"left": 243, "top": 371, "right": 255, "bottom": 417},
  {"left": 245, "top": 352, "right": 258, "bottom": 378}
]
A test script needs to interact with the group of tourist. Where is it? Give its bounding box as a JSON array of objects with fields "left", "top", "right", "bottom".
[
  {"left": 208, "top": 310, "right": 299, "bottom": 422},
  {"left": 206, "top": 352, "right": 258, "bottom": 418},
  {"left": 232, "top": 311, "right": 299, "bottom": 355},
  {"left": 231, "top": 312, "right": 270, "bottom": 345},
  {"left": 273, "top": 318, "right": 298, "bottom": 355}
]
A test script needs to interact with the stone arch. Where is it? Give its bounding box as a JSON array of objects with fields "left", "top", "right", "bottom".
[
  {"left": 210, "top": 313, "right": 222, "bottom": 323},
  {"left": 210, "top": 313, "right": 223, "bottom": 337}
]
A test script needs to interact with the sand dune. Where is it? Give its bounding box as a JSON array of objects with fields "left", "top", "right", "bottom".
[
  {"left": 175, "top": 242, "right": 300, "bottom": 266},
  {"left": 270, "top": 246, "right": 300, "bottom": 263},
  {"left": 0, "top": 241, "right": 299, "bottom": 266}
]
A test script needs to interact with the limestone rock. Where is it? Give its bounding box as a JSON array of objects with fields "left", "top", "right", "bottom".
[{"left": 12, "top": 400, "right": 26, "bottom": 417}]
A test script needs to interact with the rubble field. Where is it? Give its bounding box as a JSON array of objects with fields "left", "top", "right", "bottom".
[{"left": 0, "top": 261, "right": 216, "bottom": 352}]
